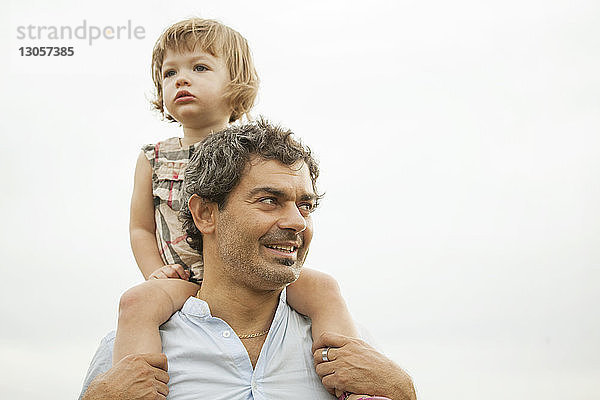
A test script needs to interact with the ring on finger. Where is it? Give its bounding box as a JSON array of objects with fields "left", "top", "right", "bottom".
[{"left": 322, "top": 347, "right": 331, "bottom": 362}]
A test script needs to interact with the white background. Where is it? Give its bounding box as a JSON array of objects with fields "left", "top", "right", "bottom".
[{"left": 1, "top": 0, "right": 599, "bottom": 399}]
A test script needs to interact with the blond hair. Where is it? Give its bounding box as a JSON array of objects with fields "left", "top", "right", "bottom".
[{"left": 151, "top": 18, "right": 259, "bottom": 123}]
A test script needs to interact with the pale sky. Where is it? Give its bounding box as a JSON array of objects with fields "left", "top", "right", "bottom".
[{"left": 1, "top": 0, "right": 599, "bottom": 399}]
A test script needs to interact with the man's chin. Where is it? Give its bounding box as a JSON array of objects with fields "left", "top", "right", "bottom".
[
  {"left": 275, "top": 258, "right": 296, "bottom": 267},
  {"left": 268, "top": 260, "right": 302, "bottom": 284}
]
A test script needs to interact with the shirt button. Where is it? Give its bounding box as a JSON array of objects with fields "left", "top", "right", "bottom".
[{"left": 222, "top": 331, "right": 231, "bottom": 338}]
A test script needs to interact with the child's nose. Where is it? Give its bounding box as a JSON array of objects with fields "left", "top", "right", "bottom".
[{"left": 175, "top": 75, "right": 191, "bottom": 87}]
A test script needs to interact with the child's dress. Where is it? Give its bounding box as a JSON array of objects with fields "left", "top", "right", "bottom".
[{"left": 142, "top": 137, "right": 203, "bottom": 283}]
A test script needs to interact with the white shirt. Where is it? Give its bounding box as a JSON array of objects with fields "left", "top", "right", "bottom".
[{"left": 79, "top": 289, "right": 334, "bottom": 399}]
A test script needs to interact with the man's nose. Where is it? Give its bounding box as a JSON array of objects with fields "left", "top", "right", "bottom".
[{"left": 277, "top": 204, "right": 307, "bottom": 233}]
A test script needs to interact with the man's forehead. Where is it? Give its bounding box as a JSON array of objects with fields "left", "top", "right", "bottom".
[{"left": 241, "top": 158, "right": 314, "bottom": 195}]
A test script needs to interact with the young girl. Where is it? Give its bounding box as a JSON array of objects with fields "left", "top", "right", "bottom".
[{"left": 115, "top": 18, "right": 367, "bottom": 399}]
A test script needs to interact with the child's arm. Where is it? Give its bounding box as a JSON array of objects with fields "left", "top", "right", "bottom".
[
  {"left": 115, "top": 153, "right": 196, "bottom": 365},
  {"left": 287, "top": 268, "right": 359, "bottom": 340},
  {"left": 130, "top": 151, "right": 166, "bottom": 279},
  {"left": 113, "top": 279, "right": 199, "bottom": 364},
  {"left": 289, "top": 270, "right": 377, "bottom": 399}
]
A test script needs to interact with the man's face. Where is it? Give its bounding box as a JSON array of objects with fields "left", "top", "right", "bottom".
[{"left": 214, "top": 158, "right": 317, "bottom": 290}]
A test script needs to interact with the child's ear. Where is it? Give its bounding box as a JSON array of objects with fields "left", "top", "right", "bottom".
[{"left": 188, "top": 194, "right": 216, "bottom": 234}]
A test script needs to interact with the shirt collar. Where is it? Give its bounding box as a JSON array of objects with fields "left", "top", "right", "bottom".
[{"left": 181, "top": 287, "right": 288, "bottom": 322}]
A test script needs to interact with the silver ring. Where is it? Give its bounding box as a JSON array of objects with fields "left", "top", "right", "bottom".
[{"left": 322, "top": 347, "right": 331, "bottom": 362}]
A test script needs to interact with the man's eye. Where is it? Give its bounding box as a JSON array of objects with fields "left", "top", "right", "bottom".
[
  {"left": 298, "top": 203, "right": 315, "bottom": 213},
  {"left": 259, "top": 198, "right": 277, "bottom": 205},
  {"left": 194, "top": 65, "right": 208, "bottom": 72},
  {"left": 163, "top": 70, "right": 176, "bottom": 78}
]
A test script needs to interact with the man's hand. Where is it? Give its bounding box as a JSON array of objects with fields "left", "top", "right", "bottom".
[
  {"left": 149, "top": 264, "right": 190, "bottom": 280},
  {"left": 81, "top": 353, "right": 169, "bottom": 400},
  {"left": 313, "top": 332, "right": 416, "bottom": 400}
]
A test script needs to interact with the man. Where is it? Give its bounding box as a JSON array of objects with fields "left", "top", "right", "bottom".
[{"left": 79, "top": 120, "right": 416, "bottom": 399}]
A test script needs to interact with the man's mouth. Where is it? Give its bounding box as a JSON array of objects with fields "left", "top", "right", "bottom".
[{"left": 264, "top": 244, "right": 298, "bottom": 254}]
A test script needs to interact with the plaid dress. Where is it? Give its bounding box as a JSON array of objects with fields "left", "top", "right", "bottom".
[{"left": 142, "top": 137, "right": 203, "bottom": 283}]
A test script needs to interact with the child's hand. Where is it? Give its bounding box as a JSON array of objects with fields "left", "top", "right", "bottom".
[
  {"left": 313, "top": 332, "right": 415, "bottom": 400},
  {"left": 148, "top": 264, "right": 190, "bottom": 280}
]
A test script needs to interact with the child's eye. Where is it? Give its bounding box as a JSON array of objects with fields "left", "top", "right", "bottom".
[
  {"left": 194, "top": 65, "right": 208, "bottom": 72},
  {"left": 163, "top": 70, "right": 176, "bottom": 78}
]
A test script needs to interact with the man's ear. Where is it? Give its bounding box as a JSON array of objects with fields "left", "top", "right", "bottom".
[{"left": 188, "top": 194, "right": 217, "bottom": 234}]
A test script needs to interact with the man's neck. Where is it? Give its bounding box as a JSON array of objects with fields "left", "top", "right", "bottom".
[
  {"left": 196, "top": 270, "right": 281, "bottom": 339},
  {"left": 196, "top": 272, "right": 281, "bottom": 368}
]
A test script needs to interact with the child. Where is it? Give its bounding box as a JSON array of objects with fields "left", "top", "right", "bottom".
[{"left": 115, "top": 18, "right": 365, "bottom": 399}]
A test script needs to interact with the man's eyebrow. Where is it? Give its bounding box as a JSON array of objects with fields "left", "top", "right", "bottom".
[
  {"left": 298, "top": 193, "right": 317, "bottom": 202},
  {"left": 248, "top": 187, "right": 317, "bottom": 201},
  {"left": 248, "top": 187, "right": 286, "bottom": 198}
]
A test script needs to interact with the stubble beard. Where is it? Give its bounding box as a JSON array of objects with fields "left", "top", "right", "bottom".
[{"left": 216, "top": 214, "right": 304, "bottom": 290}]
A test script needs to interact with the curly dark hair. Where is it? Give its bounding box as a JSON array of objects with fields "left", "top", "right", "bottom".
[{"left": 180, "top": 118, "right": 322, "bottom": 253}]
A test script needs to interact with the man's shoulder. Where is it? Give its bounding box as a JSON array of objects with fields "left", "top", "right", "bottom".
[
  {"left": 92, "top": 331, "right": 116, "bottom": 364},
  {"left": 78, "top": 331, "right": 116, "bottom": 400},
  {"left": 87, "top": 331, "right": 115, "bottom": 356},
  {"left": 101, "top": 330, "right": 116, "bottom": 343}
]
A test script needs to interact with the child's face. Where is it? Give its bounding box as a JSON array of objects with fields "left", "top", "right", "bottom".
[{"left": 161, "top": 46, "right": 232, "bottom": 128}]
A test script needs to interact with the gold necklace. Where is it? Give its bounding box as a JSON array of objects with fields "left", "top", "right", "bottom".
[
  {"left": 237, "top": 328, "right": 270, "bottom": 339},
  {"left": 195, "top": 290, "right": 270, "bottom": 339}
]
